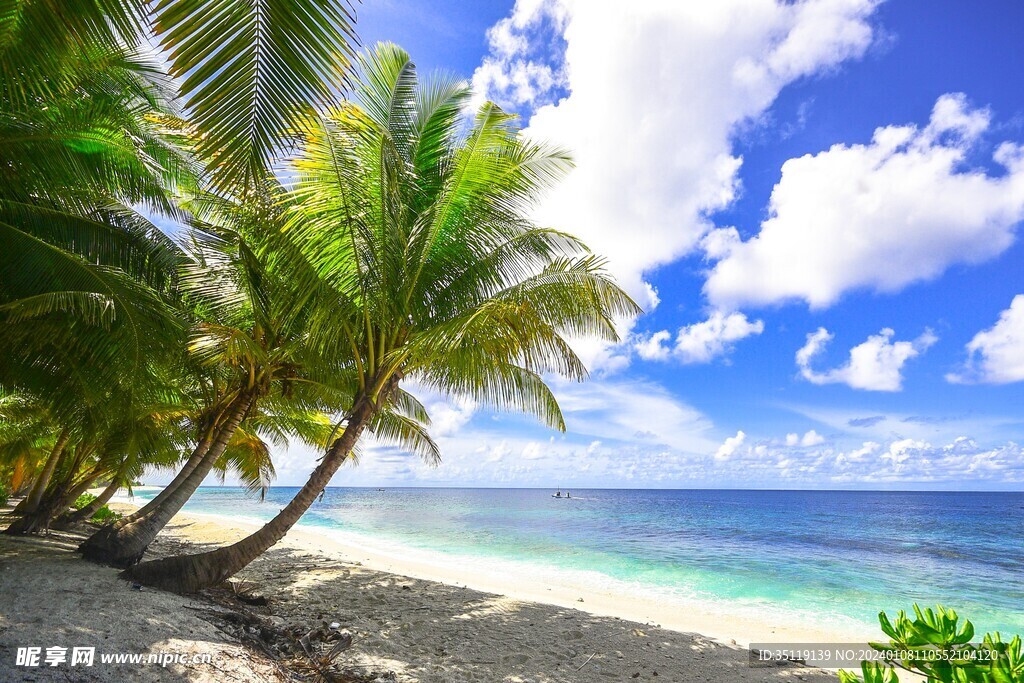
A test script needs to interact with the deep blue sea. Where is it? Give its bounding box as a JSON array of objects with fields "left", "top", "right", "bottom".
[{"left": 129, "top": 487, "right": 1024, "bottom": 636}]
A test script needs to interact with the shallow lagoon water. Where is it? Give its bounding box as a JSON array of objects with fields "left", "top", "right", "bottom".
[{"left": 131, "top": 487, "right": 1024, "bottom": 636}]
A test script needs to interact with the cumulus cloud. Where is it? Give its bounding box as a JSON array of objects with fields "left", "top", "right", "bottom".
[
  {"left": 473, "top": 0, "right": 881, "bottom": 323},
  {"left": 635, "top": 312, "right": 764, "bottom": 363},
  {"left": 705, "top": 94, "right": 1024, "bottom": 309},
  {"left": 425, "top": 397, "right": 478, "bottom": 437},
  {"left": 714, "top": 431, "right": 747, "bottom": 461},
  {"left": 470, "top": 0, "right": 569, "bottom": 112},
  {"left": 785, "top": 430, "right": 825, "bottom": 446},
  {"left": 711, "top": 434, "right": 1024, "bottom": 485},
  {"left": 947, "top": 295, "right": 1024, "bottom": 385},
  {"left": 800, "top": 429, "right": 826, "bottom": 446},
  {"left": 796, "top": 327, "right": 937, "bottom": 391}
]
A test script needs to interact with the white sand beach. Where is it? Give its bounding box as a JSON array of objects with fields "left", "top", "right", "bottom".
[{"left": 0, "top": 497, "right": 857, "bottom": 682}]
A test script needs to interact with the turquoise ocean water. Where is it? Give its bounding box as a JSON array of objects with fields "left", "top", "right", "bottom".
[{"left": 130, "top": 487, "right": 1024, "bottom": 636}]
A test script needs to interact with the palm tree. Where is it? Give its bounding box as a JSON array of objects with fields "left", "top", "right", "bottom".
[
  {"left": 3, "top": 384, "right": 191, "bottom": 534},
  {"left": 0, "top": 392, "right": 65, "bottom": 507},
  {"left": 2, "top": 0, "right": 360, "bottom": 539},
  {"left": 78, "top": 181, "right": 355, "bottom": 565},
  {"left": 125, "top": 43, "right": 640, "bottom": 593}
]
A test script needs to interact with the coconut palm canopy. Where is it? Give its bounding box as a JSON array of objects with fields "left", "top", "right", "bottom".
[
  {"left": 1, "top": 0, "right": 360, "bottom": 537},
  {"left": 0, "top": 1, "right": 636, "bottom": 592},
  {"left": 121, "top": 43, "right": 639, "bottom": 592}
]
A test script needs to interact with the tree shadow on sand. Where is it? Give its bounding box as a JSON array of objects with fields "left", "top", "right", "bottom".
[
  {"left": 215, "top": 540, "right": 841, "bottom": 683},
  {"left": 0, "top": 512, "right": 286, "bottom": 683}
]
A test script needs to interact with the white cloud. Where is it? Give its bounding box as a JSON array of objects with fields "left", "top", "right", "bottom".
[
  {"left": 635, "top": 330, "right": 674, "bottom": 362},
  {"left": 796, "top": 327, "right": 937, "bottom": 391},
  {"left": 714, "top": 430, "right": 747, "bottom": 461},
  {"left": 706, "top": 434, "right": 1024, "bottom": 485},
  {"left": 841, "top": 441, "right": 879, "bottom": 464},
  {"left": 879, "top": 438, "right": 929, "bottom": 473},
  {"left": 800, "top": 429, "right": 826, "bottom": 446},
  {"left": 783, "top": 430, "right": 825, "bottom": 446},
  {"left": 425, "top": 397, "right": 478, "bottom": 437},
  {"left": 784, "top": 403, "right": 1023, "bottom": 447},
  {"left": 705, "top": 94, "right": 1024, "bottom": 309},
  {"left": 552, "top": 378, "right": 718, "bottom": 454},
  {"left": 947, "top": 295, "right": 1024, "bottom": 385},
  {"left": 635, "top": 312, "right": 764, "bottom": 363},
  {"left": 521, "top": 442, "right": 545, "bottom": 459},
  {"left": 470, "top": 0, "right": 569, "bottom": 112},
  {"left": 700, "top": 227, "right": 743, "bottom": 261},
  {"left": 472, "top": 0, "right": 881, "bottom": 373}
]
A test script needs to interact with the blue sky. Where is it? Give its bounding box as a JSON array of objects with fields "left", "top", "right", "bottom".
[{"left": 220, "top": 1, "right": 1024, "bottom": 490}]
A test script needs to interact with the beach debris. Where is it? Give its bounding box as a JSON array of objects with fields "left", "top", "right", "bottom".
[
  {"left": 631, "top": 628, "right": 647, "bottom": 637},
  {"left": 130, "top": 581, "right": 143, "bottom": 591},
  {"left": 577, "top": 597, "right": 584, "bottom": 602},
  {"left": 185, "top": 587, "right": 385, "bottom": 682},
  {"left": 225, "top": 578, "right": 270, "bottom": 606},
  {"left": 575, "top": 652, "right": 597, "bottom": 671},
  {"left": 236, "top": 593, "right": 270, "bottom": 606}
]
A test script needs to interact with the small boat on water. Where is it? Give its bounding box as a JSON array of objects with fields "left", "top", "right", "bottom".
[{"left": 552, "top": 490, "right": 572, "bottom": 498}]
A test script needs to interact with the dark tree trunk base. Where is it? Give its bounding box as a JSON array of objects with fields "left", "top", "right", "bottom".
[
  {"left": 79, "top": 394, "right": 254, "bottom": 569},
  {"left": 3, "top": 514, "right": 45, "bottom": 535},
  {"left": 3, "top": 498, "right": 62, "bottom": 535},
  {"left": 123, "top": 547, "right": 233, "bottom": 594},
  {"left": 49, "top": 513, "right": 83, "bottom": 531},
  {"left": 78, "top": 522, "right": 150, "bottom": 568}
]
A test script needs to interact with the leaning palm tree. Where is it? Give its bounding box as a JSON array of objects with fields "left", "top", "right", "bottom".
[
  {"left": 2, "top": 0, "right": 361, "bottom": 539},
  {"left": 79, "top": 181, "right": 355, "bottom": 565},
  {"left": 126, "top": 43, "right": 640, "bottom": 592},
  {"left": 3, "top": 380, "right": 191, "bottom": 534}
]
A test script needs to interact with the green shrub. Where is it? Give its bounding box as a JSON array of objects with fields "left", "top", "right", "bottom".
[
  {"left": 69, "top": 493, "right": 121, "bottom": 523},
  {"left": 839, "top": 605, "right": 1023, "bottom": 683},
  {"left": 90, "top": 505, "right": 121, "bottom": 524},
  {"left": 0, "top": 482, "right": 8, "bottom": 507},
  {"left": 72, "top": 493, "right": 97, "bottom": 510}
]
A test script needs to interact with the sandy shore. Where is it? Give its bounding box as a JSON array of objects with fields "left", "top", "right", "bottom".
[
  {"left": 1, "top": 495, "right": 858, "bottom": 682},
  {"left": 0, "top": 517, "right": 286, "bottom": 682}
]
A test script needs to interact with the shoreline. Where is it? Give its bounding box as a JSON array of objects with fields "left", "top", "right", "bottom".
[
  {"left": 111, "top": 492, "right": 874, "bottom": 647},
  {"left": 1, "top": 495, "right": 864, "bottom": 681}
]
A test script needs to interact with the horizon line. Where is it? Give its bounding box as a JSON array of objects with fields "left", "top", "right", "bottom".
[{"left": 175, "top": 484, "right": 1024, "bottom": 494}]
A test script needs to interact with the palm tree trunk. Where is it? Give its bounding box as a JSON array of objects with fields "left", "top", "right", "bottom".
[
  {"left": 5, "top": 464, "right": 103, "bottom": 535},
  {"left": 78, "top": 394, "right": 253, "bottom": 567},
  {"left": 11, "top": 428, "right": 70, "bottom": 516},
  {"left": 118, "top": 424, "right": 215, "bottom": 526},
  {"left": 126, "top": 398, "right": 374, "bottom": 593},
  {"left": 52, "top": 474, "right": 123, "bottom": 529}
]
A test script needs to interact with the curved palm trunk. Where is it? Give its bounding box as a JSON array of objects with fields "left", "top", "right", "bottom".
[
  {"left": 6, "top": 465, "right": 103, "bottom": 535},
  {"left": 11, "top": 428, "right": 70, "bottom": 517},
  {"left": 126, "top": 400, "right": 373, "bottom": 593},
  {"left": 52, "top": 475, "right": 122, "bottom": 529},
  {"left": 79, "top": 395, "right": 252, "bottom": 567},
  {"left": 117, "top": 426, "right": 215, "bottom": 527}
]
